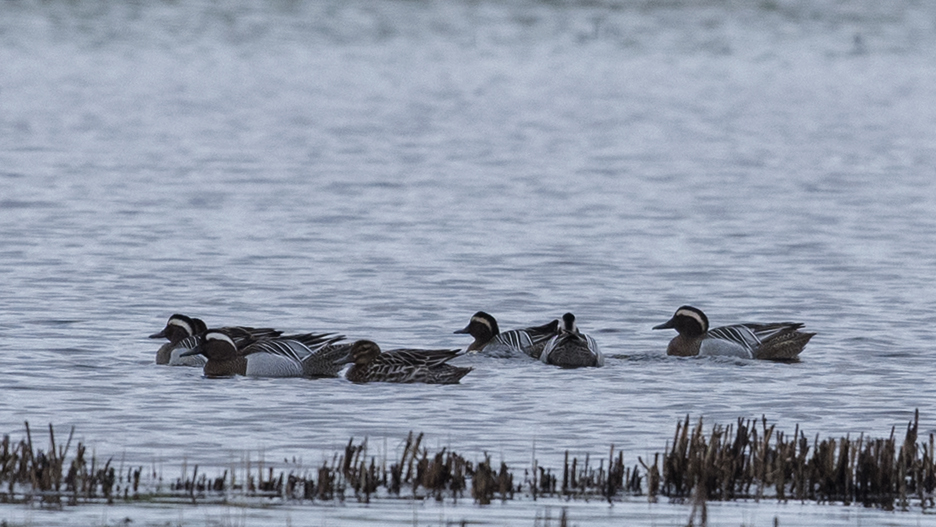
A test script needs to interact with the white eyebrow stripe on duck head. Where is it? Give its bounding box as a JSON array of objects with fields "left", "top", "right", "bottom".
[
  {"left": 167, "top": 317, "right": 194, "bottom": 336},
  {"left": 204, "top": 331, "right": 237, "bottom": 348},
  {"left": 675, "top": 308, "right": 707, "bottom": 332},
  {"left": 472, "top": 315, "right": 493, "bottom": 332}
]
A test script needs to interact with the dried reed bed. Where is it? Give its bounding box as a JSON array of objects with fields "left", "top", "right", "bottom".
[
  {"left": 2, "top": 414, "right": 934, "bottom": 511},
  {"left": 650, "top": 410, "right": 936, "bottom": 510},
  {"left": 0, "top": 423, "right": 122, "bottom": 506}
]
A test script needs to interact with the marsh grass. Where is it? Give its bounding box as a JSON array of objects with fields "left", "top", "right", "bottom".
[
  {"left": 650, "top": 410, "right": 936, "bottom": 510},
  {"left": 2, "top": 413, "right": 934, "bottom": 512}
]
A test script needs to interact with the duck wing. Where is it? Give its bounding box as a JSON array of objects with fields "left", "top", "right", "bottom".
[
  {"left": 489, "top": 319, "right": 559, "bottom": 358},
  {"left": 745, "top": 323, "right": 814, "bottom": 361},
  {"left": 279, "top": 332, "right": 344, "bottom": 350},
  {"left": 743, "top": 322, "right": 805, "bottom": 341},
  {"left": 367, "top": 349, "right": 463, "bottom": 383},
  {"left": 707, "top": 322, "right": 811, "bottom": 359},
  {"left": 523, "top": 319, "right": 561, "bottom": 358},
  {"left": 421, "top": 363, "right": 473, "bottom": 384},
  {"left": 524, "top": 319, "right": 561, "bottom": 343},
  {"left": 298, "top": 340, "right": 352, "bottom": 377},
  {"left": 219, "top": 326, "right": 283, "bottom": 347},
  {"left": 384, "top": 348, "right": 462, "bottom": 367},
  {"left": 705, "top": 324, "right": 764, "bottom": 353},
  {"left": 241, "top": 333, "right": 339, "bottom": 361}
]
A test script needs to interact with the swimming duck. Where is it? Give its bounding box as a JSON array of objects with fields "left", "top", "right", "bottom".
[
  {"left": 334, "top": 340, "right": 471, "bottom": 384},
  {"left": 454, "top": 311, "right": 559, "bottom": 359},
  {"left": 149, "top": 314, "right": 282, "bottom": 366},
  {"left": 652, "top": 305, "right": 815, "bottom": 361},
  {"left": 540, "top": 313, "right": 603, "bottom": 367},
  {"left": 150, "top": 314, "right": 208, "bottom": 366},
  {"left": 180, "top": 328, "right": 346, "bottom": 378}
]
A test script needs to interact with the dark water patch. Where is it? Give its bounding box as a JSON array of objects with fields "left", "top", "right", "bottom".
[
  {"left": 602, "top": 353, "right": 667, "bottom": 362},
  {"left": 0, "top": 199, "right": 58, "bottom": 209},
  {"left": 26, "top": 319, "right": 83, "bottom": 327},
  {"left": 876, "top": 349, "right": 918, "bottom": 359}
]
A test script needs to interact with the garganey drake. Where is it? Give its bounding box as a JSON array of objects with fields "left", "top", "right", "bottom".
[
  {"left": 149, "top": 314, "right": 283, "bottom": 367},
  {"left": 653, "top": 305, "right": 815, "bottom": 361},
  {"left": 454, "top": 311, "right": 559, "bottom": 359},
  {"left": 334, "top": 340, "right": 471, "bottom": 384},
  {"left": 180, "top": 328, "right": 346, "bottom": 378},
  {"left": 540, "top": 313, "right": 603, "bottom": 368}
]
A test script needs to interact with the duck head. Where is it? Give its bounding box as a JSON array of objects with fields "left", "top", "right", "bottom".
[
  {"left": 334, "top": 340, "right": 382, "bottom": 366},
  {"left": 192, "top": 317, "right": 208, "bottom": 335},
  {"left": 560, "top": 312, "right": 589, "bottom": 342},
  {"left": 150, "top": 314, "right": 199, "bottom": 343},
  {"left": 454, "top": 311, "right": 500, "bottom": 351},
  {"left": 179, "top": 329, "right": 238, "bottom": 361},
  {"left": 653, "top": 306, "right": 709, "bottom": 337}
]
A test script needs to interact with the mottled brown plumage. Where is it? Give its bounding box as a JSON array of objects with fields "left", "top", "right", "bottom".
[
  {"left": 540, "top": 313, "right": 603, "bottom": 367},
  {"left": 335, "top": 340, "right": 471, "bottom": 384}
]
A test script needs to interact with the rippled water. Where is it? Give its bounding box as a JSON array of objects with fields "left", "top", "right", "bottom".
[{"left": 3, "top": 0, "right": 936, "bottom": 525}]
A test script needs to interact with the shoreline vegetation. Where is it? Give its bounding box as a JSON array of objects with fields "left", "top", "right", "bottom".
[{"left": 2, "top": 412, "right": 933, "bottom": 514}]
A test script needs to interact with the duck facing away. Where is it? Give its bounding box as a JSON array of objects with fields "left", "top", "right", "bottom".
[
  {"left": 149, "top": 314, "right": 282, "bottom": 367},
  {"left": 180, "top": 329, "right": 345, "bottom": 378},
  {"left": 540, "top": 313, "right": 603, "bottom": 368},
  {"left": 334, "top": 340, "right": 471, "bottom": 384},
  {"left": 454, "top": 311, "right": 559, "bottom": 359},
  {"left": 653, "top": 306, "right": 815, "bottom": 361}
]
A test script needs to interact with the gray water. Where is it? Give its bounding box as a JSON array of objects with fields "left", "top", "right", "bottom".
[{"left": 2, "top": 1, "right": 936, "bottom": 525}]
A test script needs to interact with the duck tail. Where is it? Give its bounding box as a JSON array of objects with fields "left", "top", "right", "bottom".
[
  {"left": 755, "top": 331, "right": 815, "bottom": 361},
  {"left": 447, "top": 365, "right": 473, "bottom": 383}
]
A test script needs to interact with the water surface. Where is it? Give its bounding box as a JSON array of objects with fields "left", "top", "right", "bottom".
[{"left": 2, "top": 0, "right": 936, "bottom": 524}]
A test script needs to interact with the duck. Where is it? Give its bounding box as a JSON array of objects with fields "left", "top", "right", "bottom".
[
  {"left": 540, "top": 313, "right": 603, "bottom": 367},
  {"left": 149, "top": 314, "right": 282, "bottom": 366},
  {"left": 150, "top": 314, "right": 207, "bottom": 366},
  {"left": 334, "top": 340, "right": 471, "bottom": 384},
  {"left": 652, "top": 305, "right": 815, "bottom": 361},
  {"left": 454, "top": 311, "right": 559, "bottom": 359},
  {"left": 179, "top": 328, "right": 346, "bottom": 378}
]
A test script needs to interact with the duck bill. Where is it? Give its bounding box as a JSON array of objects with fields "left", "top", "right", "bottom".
[
  {"left": 178, "top": 346, "right": 203, "bottom": 358},
  {"left": 652, "top": 319, "right": 675, "bottom": 330},
  {"left": 333, "top": 352, "right": 354, "bottom": 365},
  {"left": 453, "top": 325, "right": 470, "bottom": 334},
  {"left": 149, "top": 329, "right": 167, "bottom": 339}
]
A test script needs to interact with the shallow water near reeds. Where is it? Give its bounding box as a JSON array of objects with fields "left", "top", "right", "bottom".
[{"left": 2, "top": 0, "right": 936, "bottom": 525}]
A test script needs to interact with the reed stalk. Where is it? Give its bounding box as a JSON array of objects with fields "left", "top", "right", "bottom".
[{"left": 2, "top": 415, "right": 934, "bottom": 511}]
